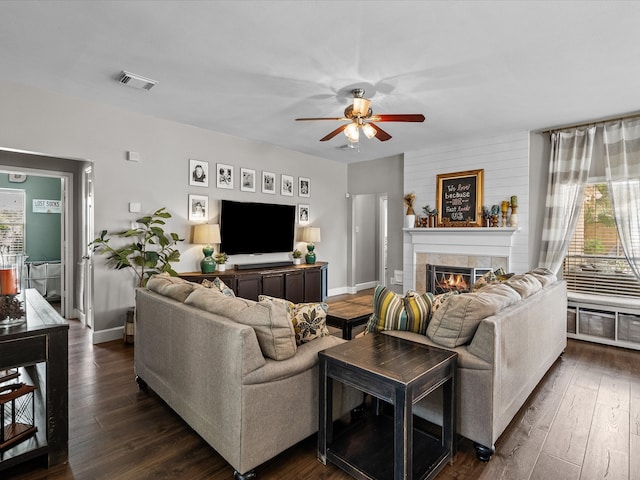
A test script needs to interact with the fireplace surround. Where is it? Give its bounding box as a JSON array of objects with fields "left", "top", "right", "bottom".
[{"left": 404, "top": 227, "right": 518, "bottom": 292}]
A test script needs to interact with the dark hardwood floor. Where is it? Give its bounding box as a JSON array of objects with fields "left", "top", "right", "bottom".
[{"left": 4, "top": 290, "right": 639, "bottom": 479}]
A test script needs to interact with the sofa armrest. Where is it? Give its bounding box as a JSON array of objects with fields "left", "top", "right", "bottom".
[
  {"left": 467, "top": 318, "right": 496, "bottom": 365},
  {"left": 243, "top": 335, "right": 347, "bottom": 385}
]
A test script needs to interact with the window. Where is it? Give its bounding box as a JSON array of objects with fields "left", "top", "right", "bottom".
[
  {"left": 562, "top": 182, "right": 640, "bottom": 297},
  {"left": 0, "top": 188, "right": 25, "bottom": 253}
]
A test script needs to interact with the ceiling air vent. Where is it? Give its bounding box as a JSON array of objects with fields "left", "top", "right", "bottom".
[{"left": 117, "top": 70, "right": 158, "bottom": 91}]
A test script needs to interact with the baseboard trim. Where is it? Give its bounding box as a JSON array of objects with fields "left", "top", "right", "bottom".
[
  {"left": 73, "top": 309, "right": 86, "bottom": 324},
  {"left": 327, "top": 286, "right": 350, "bottom": 297},
  {"left": 356, "top": 281, "right": 378, "bottom": 291},
  {"left": 92, "top": 326, "right": 123, "bottom": 345}
]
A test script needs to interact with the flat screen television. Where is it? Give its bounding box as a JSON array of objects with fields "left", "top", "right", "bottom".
[{"left": 220, "top": 200, "right": 296, "bottom": 255}]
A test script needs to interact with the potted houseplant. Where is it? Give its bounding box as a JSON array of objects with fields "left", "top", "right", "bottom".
[
  {"left": 292, "top": 249, "right": 303, "bottom": 265},
  {"left": 90, "top": 207, "right": 183, "bottom": 287},
  {"left": 214, "top": 252, "right": 228, "bottom": 271}
]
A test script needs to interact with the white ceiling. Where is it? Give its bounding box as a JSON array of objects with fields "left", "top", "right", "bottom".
[{"left": 1, "top": 1, "right": 640, "bottom": 163}]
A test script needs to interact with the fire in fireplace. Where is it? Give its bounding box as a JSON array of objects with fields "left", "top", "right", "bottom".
[{"left": 426, "top": 264, "right": 492, "bottom": 294}]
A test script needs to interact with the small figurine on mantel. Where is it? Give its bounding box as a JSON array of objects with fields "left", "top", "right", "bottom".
[
  {"left": 482, "top": 206, "right": 491, "bottom": 228},
  {"left": 490, "top": 205, "right": 500, "bottom": 227}
]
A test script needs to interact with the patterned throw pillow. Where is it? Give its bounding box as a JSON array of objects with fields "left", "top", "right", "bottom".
[
  {"left": 202, "top": 277, "right": 236, "bottom": 297},
  {"left": 259, "top": 295, "right": 330, "bottom": 345},
  {"left": 291, "top": 302, "right": 330, "bottom": 345},
  {"left": 366, "top": 285, "right": 434, "bottom": 335}
]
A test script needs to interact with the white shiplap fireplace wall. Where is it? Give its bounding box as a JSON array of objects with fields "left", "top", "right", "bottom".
[{"left": 403, "top": 132, "right": 530, "bottom": 291}]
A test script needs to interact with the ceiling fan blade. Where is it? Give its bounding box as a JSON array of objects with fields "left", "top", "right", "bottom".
[
  {"left": 369, "top": 123, "right": 392, "bottom": 142},
  {"left": 295, "top": 117, "right": 347, "bottom": 121},
  {"left": 320, "top": 124, "right": 348, "bottom": 142},
  {"left": 369, "top": 114, "right": 425, "bottom": 122}
]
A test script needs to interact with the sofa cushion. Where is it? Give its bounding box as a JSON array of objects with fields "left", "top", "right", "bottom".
[
  {"left": 258, "top": 295, "right": 330, "bottom": 345},
  {"left": 147, "top": 272, "right": 202, "bottom": 302},
  {"left": 202, "top": 277, "right": 236, "bottom": 297},
  {"left": 426, "top": 287, "right": 518, "bottom": 348},
  {"left": 506, "top": 274, "right": 542, "bottom": 298},
  {"left": 366, "top": 285, "right": 434, "bottom": 335},
  {"left": 185, "top": 288, "right": 297, "bottom": 360},
  {"left": 528, "top": 267, "right": 558, "bottom": 288}
]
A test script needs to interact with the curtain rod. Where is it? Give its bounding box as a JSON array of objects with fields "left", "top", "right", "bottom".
[{"left": 540, "top": 110, "right": 640, "bottom": 134}]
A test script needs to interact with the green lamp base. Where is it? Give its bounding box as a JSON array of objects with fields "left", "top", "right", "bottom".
[
  {"left": 305, "top": 244, "right": 316, "bottom": 264},
  {"left": 201, "top": 245, "right": 216, "bottom": 273}
]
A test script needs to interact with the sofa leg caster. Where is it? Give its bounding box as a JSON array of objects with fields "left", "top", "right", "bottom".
[
  {"left": 135, "top": 375, "right": 148, "bottom": 389},
  {"left": 233, "top": 470, "right": 256, "bottom": 480},
  {"left": 474, "top": 443, "right": 494, "bottom": 462}
]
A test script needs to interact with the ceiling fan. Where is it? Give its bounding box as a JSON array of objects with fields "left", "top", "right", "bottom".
[{"left": 295, "top": 88, "right": 425, "bottom": 143}]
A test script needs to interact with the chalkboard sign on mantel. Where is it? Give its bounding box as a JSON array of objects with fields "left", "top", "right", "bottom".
[{"left": 436, "top": 169, "right": 484, "bottom": 227}]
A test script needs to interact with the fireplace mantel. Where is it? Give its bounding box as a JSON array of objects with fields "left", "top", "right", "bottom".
[
  {"left": 405, "top": 227, "right": 518, "bottom": 237},
  {"left": 403, "top": 227, "right": 519, "bottom": 291}
]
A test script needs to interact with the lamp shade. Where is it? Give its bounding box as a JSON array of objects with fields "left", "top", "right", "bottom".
[
  {"left": 193, "top": 223, "right": 221, "bottom": 244},
  {"left": 302, "top": 226, "right": 321, "bottom": 243}
]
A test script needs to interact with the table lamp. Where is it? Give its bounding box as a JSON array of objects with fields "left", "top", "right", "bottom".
[
  {"left": 193, "top": 224, "right": 221, "bottom": 273},
  {"left": 301, "top": 226, "right": 321, "bottom": 264}
]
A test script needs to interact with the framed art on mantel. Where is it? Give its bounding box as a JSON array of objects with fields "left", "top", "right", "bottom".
[{"left": 436, "top": 169, "right": 484, "bottom": 227}]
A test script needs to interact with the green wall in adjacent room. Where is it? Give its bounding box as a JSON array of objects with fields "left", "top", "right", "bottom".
[{"left": 0, "top": 173, "right": 61, "bottom": 262}]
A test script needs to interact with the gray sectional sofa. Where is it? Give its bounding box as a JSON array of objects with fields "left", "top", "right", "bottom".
[
  {"left": 134, "top": 274, "right": 363, "bottom": 479},
  {"left": 382, "top": 270, "right": 567, "bottom": 460}
]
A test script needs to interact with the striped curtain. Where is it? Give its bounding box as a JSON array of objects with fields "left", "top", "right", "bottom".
[
  {"left": 604, "top": 117, "right": 640, "bottom": 280},
  {"left": 539, "top": 127, "right": 595, "bottom": 273}
]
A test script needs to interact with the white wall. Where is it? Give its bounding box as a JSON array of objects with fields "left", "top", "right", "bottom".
[
  {"left": 404, "top": 132, "right": 531, "bottom": 275},
  {"left": 0, "top": 80, "right": 348, "bottom": 342},
  {"left": 354, "top": 194, "right": 377, "bottom": 286}
]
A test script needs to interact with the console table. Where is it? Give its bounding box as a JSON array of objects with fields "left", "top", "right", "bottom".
[
  {"left": 0, "top": 289, "right": 69, "bottom": 471},
  {"left": 318, "top": 334, "right": 457, "bottom": 480},
  {"left": 179, "top": 261, "right": 327, "bottom": 303}
]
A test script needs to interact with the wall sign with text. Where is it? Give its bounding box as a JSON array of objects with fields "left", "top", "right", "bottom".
[
  {"left": 436, "top": 169, "right": 484, "bottom": 227},
  {"left": 33, "top": 199, "right": 62, "bottom": 214}
]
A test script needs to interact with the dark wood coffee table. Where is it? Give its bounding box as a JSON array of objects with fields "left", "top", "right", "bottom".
[
  {"left": 318, "top": 334, "right": 457, "bottom": 480},
  {"left": 326, "top": 302, "right": 372, "bottom": 339}
]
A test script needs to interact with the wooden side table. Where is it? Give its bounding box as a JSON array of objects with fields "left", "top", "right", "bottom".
[
  {"left": 318, "top": 334, "right": 457, "bottom": 480},
  {"left": 0, "top": 289, "right": 69, "bottom": 471}
]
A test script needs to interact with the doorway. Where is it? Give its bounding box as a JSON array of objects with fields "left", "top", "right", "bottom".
[
  {"left": 0, "top": 148, "right": 93, "bottom": 327},
  {"left": 351, "top": 193, "right": 388, "bottom": 292}
]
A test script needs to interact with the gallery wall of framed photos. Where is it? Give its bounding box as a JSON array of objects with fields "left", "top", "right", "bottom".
[{"left": 187, "top": 158, "right": 312, "bottom": 225}]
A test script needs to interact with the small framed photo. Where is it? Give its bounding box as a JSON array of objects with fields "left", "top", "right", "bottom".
[
  {"left": 262, "top": 171, "right": 276, "bottom": 194},
  {"left": 189, "top": 159, "right": 209, "bottom": 187},
  {"left": 216, "top": 163, "right": 234, "bottom": 189},
  {"left": 189, "top": 194, "right": 208, "bottom": 221},
  {"left": 8, "top": 173, "right": 27, "bottom": 183},
  {"left": 298, "top": 177, "right": 310, "bottom": 197},
  {"left": 240, "top": 168, "right": 256, "bottom": 192},
  {"left": 281, "top": 174, "right": 294, "bottom": 196},
  {"left": 298, "top": 204, "right": 310, "bottom": 224}
]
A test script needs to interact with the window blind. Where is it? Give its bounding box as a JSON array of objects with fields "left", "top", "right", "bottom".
[
  {"left": 562, "top": 183, "right": 640, "bottom": 297},
  {"left": 0, "top": 188, "right": 25, "bottom": 253}
]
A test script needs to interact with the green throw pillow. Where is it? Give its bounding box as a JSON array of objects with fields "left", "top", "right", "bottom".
[{"left": 366, "top": 285, "right": 434, "bottom": 335}]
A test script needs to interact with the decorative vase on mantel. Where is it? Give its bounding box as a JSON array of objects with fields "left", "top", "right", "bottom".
[{"left": 404, "top": 214, "right": 416, "bottom": 229}]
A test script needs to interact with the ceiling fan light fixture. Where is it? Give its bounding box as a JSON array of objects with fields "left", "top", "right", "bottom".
[
  {"left": 352, "top": 97, "right": 371, "bottom": 117},
  {"left": 362, "top": 123, "right": 377, "bottom": 139},
  {"left": 344, "top": 122, "right": 360, "bottom": 142}
]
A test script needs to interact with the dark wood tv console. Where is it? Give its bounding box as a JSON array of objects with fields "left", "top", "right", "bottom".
[{"left": 179, "top": 261, "right": 327, "bottom": 303}]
